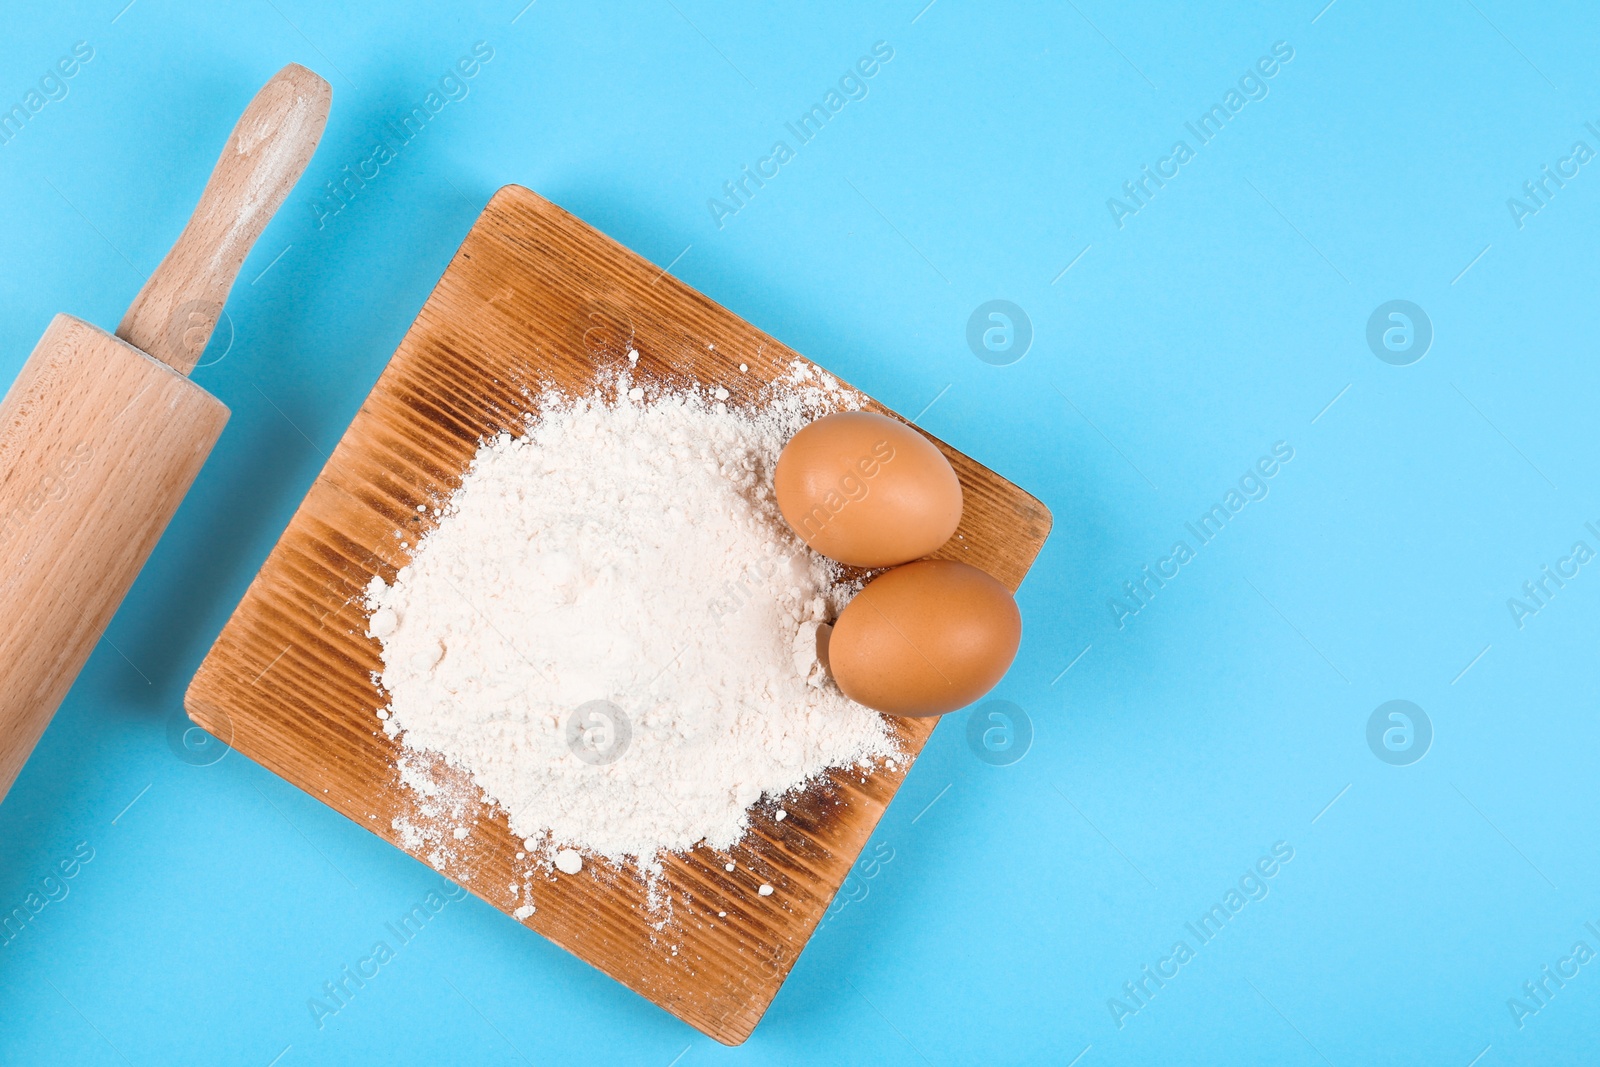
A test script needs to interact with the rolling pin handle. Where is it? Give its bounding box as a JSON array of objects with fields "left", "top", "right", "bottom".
[{"left": 115, "top": 63, "right": 331, "bottom": 376}]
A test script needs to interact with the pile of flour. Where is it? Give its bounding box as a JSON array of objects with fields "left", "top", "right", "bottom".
[{"left": 365, "top": 366, "right": 897, "bottom": 869}]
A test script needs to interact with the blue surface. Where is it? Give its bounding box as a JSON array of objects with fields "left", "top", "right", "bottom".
[{"left": 2, "top": 1, "right": 1598, "bottom": 1063}]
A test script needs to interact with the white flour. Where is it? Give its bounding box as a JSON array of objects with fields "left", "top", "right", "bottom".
[{"left": 366, "top": 367, "right": 898, "bottom": 873}]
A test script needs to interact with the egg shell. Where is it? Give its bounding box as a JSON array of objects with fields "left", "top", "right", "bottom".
[
  {"left": 828, "top": 560, "right": 1020, "bottom": 717},
  {"left": 773, "top": 411, "right": 963, "bottom": 568}
]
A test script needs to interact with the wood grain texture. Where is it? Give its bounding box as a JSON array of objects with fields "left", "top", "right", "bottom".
[
  {"left": 185, "top": 185, "right": 1051, "bottom": 1044},
  {"left": 0, "top": 315, "right": 228, "bottom": 801},
  {"left": 117, "top": 63, "right": 331, "bottom": 374}
]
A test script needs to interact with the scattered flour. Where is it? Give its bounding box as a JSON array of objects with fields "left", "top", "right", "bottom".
[{"left": 366, "top": 366, "right": 898, "bottom": 876}]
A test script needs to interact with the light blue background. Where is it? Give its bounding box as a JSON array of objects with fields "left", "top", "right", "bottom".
[{"left": 2, "top": 1, "right": 1598, "bottom": 1063}]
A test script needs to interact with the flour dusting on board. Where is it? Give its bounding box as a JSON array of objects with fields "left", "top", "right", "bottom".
[{"left": 364, "top": 362, "right": 900, "bottom": 897}]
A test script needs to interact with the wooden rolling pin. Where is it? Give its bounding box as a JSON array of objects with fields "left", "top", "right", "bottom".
[{"left": 0, "top": 64, "right": 331, "bottom": 802}]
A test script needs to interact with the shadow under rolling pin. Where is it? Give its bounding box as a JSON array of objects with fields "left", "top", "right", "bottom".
[{"left": 0, "top": 63, "right": 331, "bottom": 802}]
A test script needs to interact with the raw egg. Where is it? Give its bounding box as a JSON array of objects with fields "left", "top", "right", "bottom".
[
  {"left": 773, "top": 411, "right": 963, "bottom": 567},
  {"left": 826, "top": 559, "right": 1020, "bottom": 716}
]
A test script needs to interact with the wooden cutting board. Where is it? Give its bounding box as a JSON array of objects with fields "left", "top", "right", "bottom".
[{"left": 185, "top": 185, "right": 1051, "bottom": 1045}]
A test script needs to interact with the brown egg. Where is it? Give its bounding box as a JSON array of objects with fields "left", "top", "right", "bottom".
[
  {"left": 773, "top": 411, "right": 962, "bottom": 568},
  {"left": 827, "top": 560, "right": 1021, "bottom": 717}
]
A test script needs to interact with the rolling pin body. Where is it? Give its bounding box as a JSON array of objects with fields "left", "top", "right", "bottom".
[{"left": 0, "top": 316, "right": 228, "bottom": 797}]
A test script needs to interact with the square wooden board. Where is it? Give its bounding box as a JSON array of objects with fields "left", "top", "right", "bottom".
[{"left": 186, "top": 185, "right": 1052, "bottom": 1044}]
